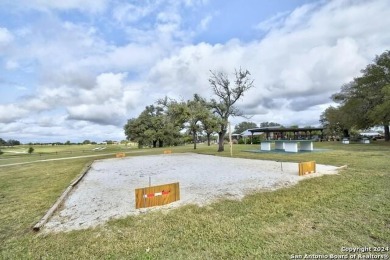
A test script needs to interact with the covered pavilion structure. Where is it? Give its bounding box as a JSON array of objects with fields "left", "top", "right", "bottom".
[{"left": 247, "top": 127, "right": 324, "bottom": 144}]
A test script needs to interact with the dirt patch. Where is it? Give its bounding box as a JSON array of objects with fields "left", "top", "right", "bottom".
[{"left": 44, "top": 153, "right": 340, "bottom": 232}]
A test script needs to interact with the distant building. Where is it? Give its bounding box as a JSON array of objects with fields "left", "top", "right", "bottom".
[
  {"left": 359, "top": 132, "right": 382, "bottom": 137},
  {"left": 231, "top": 129, "right": 263, "bottom": 144}
]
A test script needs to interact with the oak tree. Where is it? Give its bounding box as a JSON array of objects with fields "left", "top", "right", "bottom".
[{"left": 209, "top": 68, "right": 254, "bottom": 152}]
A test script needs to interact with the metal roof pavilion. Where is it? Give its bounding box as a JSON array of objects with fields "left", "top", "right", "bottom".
[
  {"left": 246, "top": 127, "right": 324, "bottom": 143},
  {"left": 247, "top": 127, "right": 324, "bottom": 134}
]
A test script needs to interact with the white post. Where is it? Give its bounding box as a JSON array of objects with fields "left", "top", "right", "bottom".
[{"left": 229, "top": 122, "right": 232, "bottom": 157}]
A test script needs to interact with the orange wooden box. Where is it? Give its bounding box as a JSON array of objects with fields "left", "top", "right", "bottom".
[
  {"left": 116, "top": 152, "right": 126, "bottom": 158},
  {"left": 135, "top": 182, "right": 180, "bottom": 209},
  {"left": 299, "top": 161, "right": 316, "bottom": 176}
]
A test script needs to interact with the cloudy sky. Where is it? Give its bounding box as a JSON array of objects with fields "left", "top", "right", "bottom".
[{"left": 1, "top": 0, "right": 389, "bottom": 143}]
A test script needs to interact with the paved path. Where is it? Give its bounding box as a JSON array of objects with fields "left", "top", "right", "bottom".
[{"left": 0, "top": 150, "right": 148, "bottom": 168}]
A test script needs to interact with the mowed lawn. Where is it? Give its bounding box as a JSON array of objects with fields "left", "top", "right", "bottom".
[
  {"left": 0, "top": 142, "right": 389, "bottom": 259},
  {"left": 0, "top": 144, "right": 139, "bottom": 166}
]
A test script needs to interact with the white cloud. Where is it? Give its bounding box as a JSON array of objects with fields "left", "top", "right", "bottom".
[
  {"left": 3, "top": 19, "right": 110, "bottom": 87},
  {"left": 0, "top": 27, "right": 13, "bottom": 50},
  {"left": 102, "top": 43, "right": 164, "bottom": 72},
  {"left": 198, "top": 15, "right": 213, "bottom": 31},
  {"left": 147, "top": 40, "right": 247, "bottom": 99},
  {"left": 0, "top": 104, "right": 28, "bottom": 123},
  {"left": 1, "top": 72, "right": 141, "bottom": 128},
  {"left": 23, "top": 97, "right": 53, "bottom": 111},
  {"left": 37, "top": 86, "right": 79, "bottom": 107},
  {"left": 112, "top": 0, "right": 205, "bottom": 47},
  {"left": 5, "top": 60, "right": 19, "bottom": 70},
  {"left": 2, "top": 0, "right": 207, "bottom": 77},
  {"left": 16, "top": 85, "right": 28, "bottom": 91},
  {"left": 157, "top": 11, "right": 181, "bottom": 24},
  {"left": 75, "top": 73, "right": 136, "bottom": 105},
  {"left": 181, "top": 0, "right": 209, "bottom": 7},
  {"left": 112, "top": 2, "right": 157, "bottom": 24},
  {"left": 255, "top": 11, "right": 290, "bottom": 32},
  {"left": 0, "top": 116, "right": 126, "bottom": 143},
  {"left": 281, "top": 2, "right": 318, "bottom": 32},
  {"left": 8, "top": 18, "right": 167, "bottom": 87},
  {"left": 1, "top": 0, "right": 108, "bottom": 13},
  {"left": 62, "top": 72, "right": 141, "bottom": 125},
  {"left": 67, "top": 103, "right": 126, "bottom": 125},
  {"left": 146, "top": 0, "right": 390, "bottom": 126}
]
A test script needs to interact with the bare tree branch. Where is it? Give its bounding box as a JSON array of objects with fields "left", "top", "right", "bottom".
[{"left": 208, "top": 67, "right": 255, "bottom": 151}]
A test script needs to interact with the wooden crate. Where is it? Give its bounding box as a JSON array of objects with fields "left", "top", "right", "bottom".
[
  {"left": 135, "top": 182, "right": 180, "bottom": 209},
  {"left": 116, "top": 152, "right": 126, "bottom": 158},
  {"left": 299, "top": 161, "right": 316, "bottom": 176}
]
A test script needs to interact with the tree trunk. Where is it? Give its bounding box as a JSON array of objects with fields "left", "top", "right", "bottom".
[
  {"left": 158, "top": 139, "right": 163, "bottom": 147},
  {"left": 343, "top": 129, "right": 350, "bottom": 138},
  {"left": 218, "top": 131, "right": 225, "bottom": 152},
  {"left": 207, "top": 133, "right": 211, "bottom": 146},
  {"left": 193, "top": 132, "right": 197, "bottom": 149},
  {"left": 384, "top": 124, "right": 390, "bottom": 141},
  {"left": 217, "top": 123, "right": 227, "bottom": 152},
  {"left": 152, "top": 140, "right": 157, "bottom": 148}
]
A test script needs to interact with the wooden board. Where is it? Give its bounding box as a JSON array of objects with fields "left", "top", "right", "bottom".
[
  {"left": 116, "top": 152, "right": 126, "bottom": 158},
  {"left": 135, "top": 182, "right": 180, "bottom": 209},
  {"left": 299, "top": 161, "right": 316, "bottom": 176}
]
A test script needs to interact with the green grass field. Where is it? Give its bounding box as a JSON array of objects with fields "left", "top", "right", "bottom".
[
  {"left": 0, "top": 144, "right": 138, "bottom": 166},
  {"left": 0, "top": 142, "right": 389, "bottom": 259}
]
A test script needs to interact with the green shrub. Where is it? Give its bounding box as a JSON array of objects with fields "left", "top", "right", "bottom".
[
  {"left": 28, "top": 147, "right": 34, "bottom": 154},
  {"left": 251, "top": 136, "right": 261, "bottom": 144}
]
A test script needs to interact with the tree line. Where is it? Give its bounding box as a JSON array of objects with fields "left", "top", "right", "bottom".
[
  {"left": 124, "top": 68, "right": 254, "bottom": 152},
  {"left": 0, "top": 139, "right": 124, "bottom": 147},
  {"left": 0, "top": 138, "right": 21, "bottom": 146},
  {"left": 320, "top": 50, "right": 390, "bottom": 141}
]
